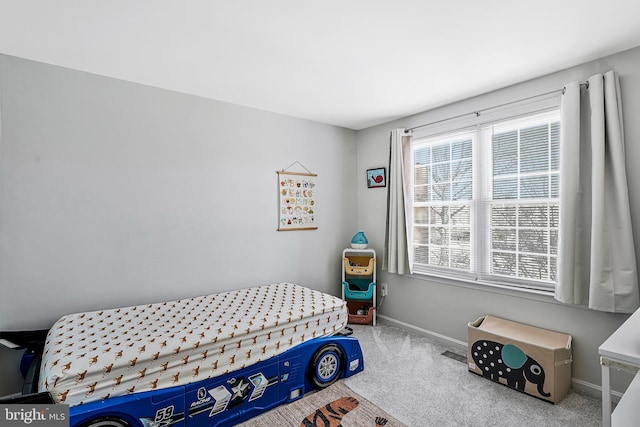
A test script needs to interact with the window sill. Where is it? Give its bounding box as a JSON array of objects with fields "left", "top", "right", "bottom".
[{"left": 397, "top": 270, "right": 565, "bottom": 306}]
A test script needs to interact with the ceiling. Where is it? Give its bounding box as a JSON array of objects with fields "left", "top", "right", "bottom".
[{"left": 2, "top": 1, "right": 640, "bottom": 130}]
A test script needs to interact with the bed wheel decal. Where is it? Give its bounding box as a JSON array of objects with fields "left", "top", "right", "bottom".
[{"left": 310, "top": 345, "right": 343, "bottom": 388}]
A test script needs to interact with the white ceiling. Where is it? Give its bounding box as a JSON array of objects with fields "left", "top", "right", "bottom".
[{"left": 2, "top": 1, "right": 640, "bottom": 130}]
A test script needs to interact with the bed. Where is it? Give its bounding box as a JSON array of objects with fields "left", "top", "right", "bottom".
[{"left": 38, "top": 282, "right": 347, "bottom": 408}]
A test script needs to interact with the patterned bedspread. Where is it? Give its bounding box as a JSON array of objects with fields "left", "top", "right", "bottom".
[{"left": 38, "top": 283, "right": 347, "bottom": 407}]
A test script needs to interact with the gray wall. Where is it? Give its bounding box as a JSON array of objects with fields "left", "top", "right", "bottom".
[
  {"left": 356, "top": 45, "right": 640, "bottom": 395},
  {"left": 0, "top": 54, "right": 357, "bottom": 393}
]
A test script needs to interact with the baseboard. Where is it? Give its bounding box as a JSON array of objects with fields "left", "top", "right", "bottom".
[
  {"left": 571, "top": 377, "right": 623, "bottom": 403},
  {"left": 376, "top": 314, "right": 619, "bottom": 402},
  {"left": 376, "top": 314, "right": 467, "bottom": 352}
]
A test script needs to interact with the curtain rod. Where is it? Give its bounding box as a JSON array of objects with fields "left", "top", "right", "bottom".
[{"left": 404, "top": 82, "right": 588, "bottom": 134}]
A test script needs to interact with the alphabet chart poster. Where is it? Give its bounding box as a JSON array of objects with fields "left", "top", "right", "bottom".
[{"left": 277, "top": 171, "right": 317, "bottom": 231}]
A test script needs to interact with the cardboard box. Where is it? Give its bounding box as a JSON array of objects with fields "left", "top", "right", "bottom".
[{"left": 468, "top": 315, "right": 572, "bottom": 403}]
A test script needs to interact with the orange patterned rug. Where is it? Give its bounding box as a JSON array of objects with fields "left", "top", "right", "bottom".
[{"left": 236, "top": 381, "right": 407, "bottom": 427}]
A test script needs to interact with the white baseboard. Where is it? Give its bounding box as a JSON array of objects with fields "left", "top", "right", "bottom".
[
  {"left": 376, "top": 313, "right": 619, "bottom": 402},
  {"left": 571, "top": 377, "right": 623, "bottom": 403},
  {"left": 376, "top": 314, "right": 467, "bottom": 351}
]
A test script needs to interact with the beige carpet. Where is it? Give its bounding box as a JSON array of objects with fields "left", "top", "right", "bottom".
[{"left": 236, "top": 380, "right": 408, "bottom": 427}]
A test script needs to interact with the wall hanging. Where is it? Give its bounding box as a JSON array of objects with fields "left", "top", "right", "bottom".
[
  {"left": 367, "top": 167, "right": 386, "bottom": 188},
  {"left": 277, "top": 161, "right": 317, "bottom": 231}
]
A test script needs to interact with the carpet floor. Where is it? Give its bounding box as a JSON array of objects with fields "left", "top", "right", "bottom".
[{"left": 343, "top": 322, "right": 602, "bottom": 427}]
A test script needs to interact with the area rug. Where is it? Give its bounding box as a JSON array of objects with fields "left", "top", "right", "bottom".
[{"left": 236, "top": 380, "right": 408, "bottom": 427}]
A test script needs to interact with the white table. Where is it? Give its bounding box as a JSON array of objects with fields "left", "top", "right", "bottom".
[{"left": 599, "top": 308, "right": 640, "bottom": 427}]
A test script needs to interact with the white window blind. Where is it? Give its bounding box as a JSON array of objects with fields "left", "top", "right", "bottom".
[{"left": 413, "top": 130, "right": 475, "bottom": 273}]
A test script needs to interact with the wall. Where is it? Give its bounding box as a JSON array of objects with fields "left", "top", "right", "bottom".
[
  {"left": 356, "top": 45, "right": 640, "bottom": 395},
  {"left": 0, "top": 54, "right": 357, "bottom": 394}
]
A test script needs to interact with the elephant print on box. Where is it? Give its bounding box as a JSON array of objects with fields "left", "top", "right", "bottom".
[{"left": 471, "top": 340, "right": 550, "bottom": 398}]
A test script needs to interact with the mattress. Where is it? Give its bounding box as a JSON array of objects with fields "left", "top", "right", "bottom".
[{"left": 38, "top": 283, "right": 347, "bottom": 407}]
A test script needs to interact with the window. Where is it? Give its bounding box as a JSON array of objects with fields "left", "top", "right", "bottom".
[
  {"left": 409, "top": 109, "right": 560, "bottom": 291},
  {"left": 413, "top": 131, "right": 475, "bottom": 271}
]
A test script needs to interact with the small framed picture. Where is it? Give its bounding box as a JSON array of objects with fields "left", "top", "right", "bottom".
[{"left": 366, "top": 167, "right": 386, "bottom": 188}]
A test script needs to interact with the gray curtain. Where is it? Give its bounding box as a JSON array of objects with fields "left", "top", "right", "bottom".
[
  {"left": 383, "top": 129, "right": 412, "bottom": 274},
  {"left": 555, "top": 71, "right": 639, "bottom": 313}
]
